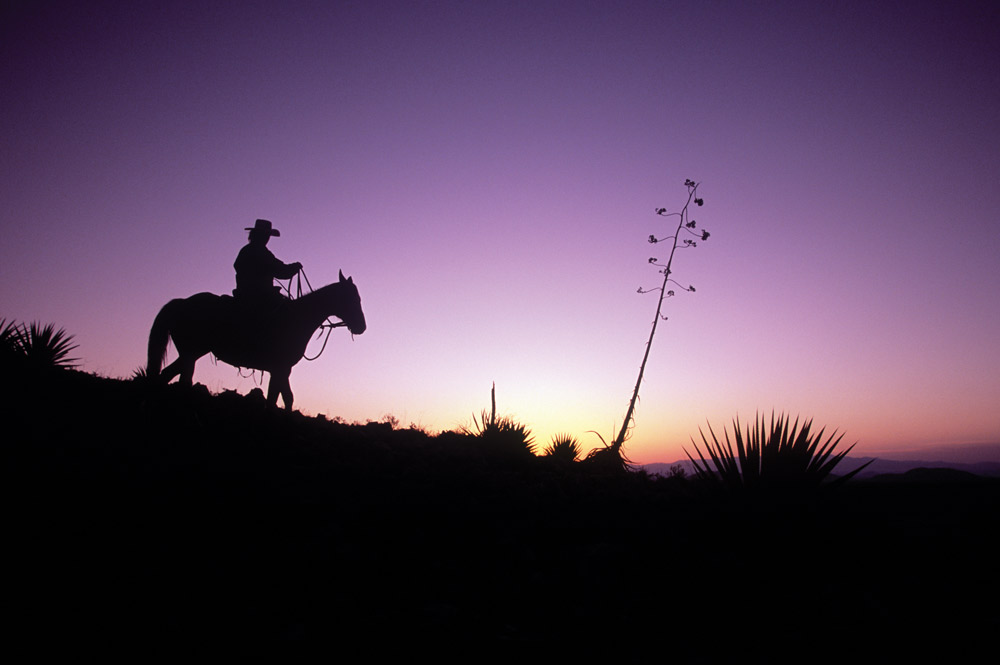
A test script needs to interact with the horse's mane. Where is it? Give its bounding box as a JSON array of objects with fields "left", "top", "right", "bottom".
[{"left": 294, "top": 278, "right": 357, "bottom": 307}]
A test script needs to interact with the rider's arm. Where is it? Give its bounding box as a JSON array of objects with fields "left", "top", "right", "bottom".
[{"left": 272, "top": 257, "right": 302, "bottom": 280}]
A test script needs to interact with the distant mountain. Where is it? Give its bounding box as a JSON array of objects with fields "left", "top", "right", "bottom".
[
  {"left": 643, "top": 457, "right": 1000, "bottom": 480},
  {"left": 835, "top": 456, "right": 1000, "bottom": 479}
]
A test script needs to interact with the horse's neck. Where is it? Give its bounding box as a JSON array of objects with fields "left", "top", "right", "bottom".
[{"left": 296, "top": 283, "right": 347, "bottom": 328}]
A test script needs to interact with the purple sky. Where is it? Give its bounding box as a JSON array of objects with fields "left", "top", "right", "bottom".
[{"left": 3, "top": 1, "right": 998, "bottom": 463}]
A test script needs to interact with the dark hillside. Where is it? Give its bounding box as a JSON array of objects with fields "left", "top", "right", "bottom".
[{"left": 5, "top": 369, "right": 998, "bottom": 661}]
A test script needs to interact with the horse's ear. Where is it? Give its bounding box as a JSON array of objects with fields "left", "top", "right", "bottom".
[{"left": 339, "top": 270, "right": 345, "bottom": 282}]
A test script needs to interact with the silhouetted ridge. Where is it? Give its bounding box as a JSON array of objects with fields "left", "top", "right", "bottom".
[{"left": 5, "top": 367, "right": 998, "bottom": 659}]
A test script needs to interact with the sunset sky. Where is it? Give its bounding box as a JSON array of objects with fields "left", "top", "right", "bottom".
[{"left": 3, "top": 1, "right": 998, "bottom": 463}]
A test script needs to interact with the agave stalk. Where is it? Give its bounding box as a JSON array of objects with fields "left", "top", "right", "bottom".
[
  {"left": 685, "top": 412, "right": 872, "bottom": 491},
  {"left": 609, "top": 180, "right": 707, "bottom": 457}
]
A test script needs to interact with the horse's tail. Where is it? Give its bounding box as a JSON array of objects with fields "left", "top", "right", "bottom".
[{"left": 147, "top": 299, "right": 182, "bottom": 379}]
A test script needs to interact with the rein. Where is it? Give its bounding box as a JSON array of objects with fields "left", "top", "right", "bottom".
[{"left": 277, "top": 268, "right": 348, "bottom": 362}]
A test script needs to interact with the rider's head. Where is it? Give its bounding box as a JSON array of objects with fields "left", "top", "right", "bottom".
[{"left": 246, "top": 219, "right": 280, "bottom": 244}]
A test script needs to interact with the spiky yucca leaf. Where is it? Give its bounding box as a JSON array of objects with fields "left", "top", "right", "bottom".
[
  {"left": 1, "top": 318, "right": 26, "bottom": 369},
  {"left": 21, "top": 321, "right": 79, "bottom": 369},
  {"left": 2, "top": 318, "right": 24, "bottom": 350},
  {"left": 685, "top": 412, "right": 872, "bottom": 492}
]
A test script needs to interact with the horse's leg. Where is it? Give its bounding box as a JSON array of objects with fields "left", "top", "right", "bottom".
[
  {"left": 266, "top": 370, "right": 283, "bottom": 407},
  {"left": 280, "top": 371, "right": 294, "bottom": 411},
  {"left": 267, "top": 368, "right": 293, "bottom": 410},
  {"left": 178, "top": 357, "right": 197, "bottom": 386},
  {"left": 160, "top": 358, "right": 184, "bottom": 383},
  {"left": 162, "top": 352, "right": 200, "bottom": 386}
]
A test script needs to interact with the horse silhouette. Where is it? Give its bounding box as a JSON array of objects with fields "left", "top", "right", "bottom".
[{"left": 147, "top": 270, "right": 366, "bottom": 409}]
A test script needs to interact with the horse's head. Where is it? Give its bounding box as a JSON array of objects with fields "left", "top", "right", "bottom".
[{"left": 336, "top": 270, "right": 367, "bottom": 335}]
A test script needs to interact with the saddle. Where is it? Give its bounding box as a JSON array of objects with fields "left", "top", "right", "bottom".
[{"left": 227, "top": 289, "right": 292, "bottom": 334}]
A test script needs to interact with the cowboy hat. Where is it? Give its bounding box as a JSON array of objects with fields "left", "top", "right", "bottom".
[{"left": 245, "top": 219, "right": 280, "bottom": 237}]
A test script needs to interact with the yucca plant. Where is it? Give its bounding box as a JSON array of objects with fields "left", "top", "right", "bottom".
[
  {"left": 462, "top": 383, "right": 536, "bottom": 457},
  {"left": 20, "top": 321, "right": 80, "bottom": 370},
  {"left": 685, "top": 412, "right": 872, "bottom": 492},
  {"left": 544, "top": 433, "right": 582, "bottom": 462}
]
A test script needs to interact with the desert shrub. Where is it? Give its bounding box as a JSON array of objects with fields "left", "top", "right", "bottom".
[
  {"left": 1, "top": 319, "right": 79, "bottom": 370},
  {"left": 462, "top": 383, "right": 536, "bottom": 457},
  {"left": 685, "top": 412, "right": 872, "bottom": 493},
  {"left": 465, "top": 411, "right": 536, "bottom": 457},
  {"left": 543, "top": 434, "right": 581, "bottom": 462},
  {"left": 23, "top": 321, "right": 79, "bottom": 369}
]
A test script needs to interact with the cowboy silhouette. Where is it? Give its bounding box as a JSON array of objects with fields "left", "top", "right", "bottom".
[{"left": 233, "top": 219, "right": 302, "bottom": 307}]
